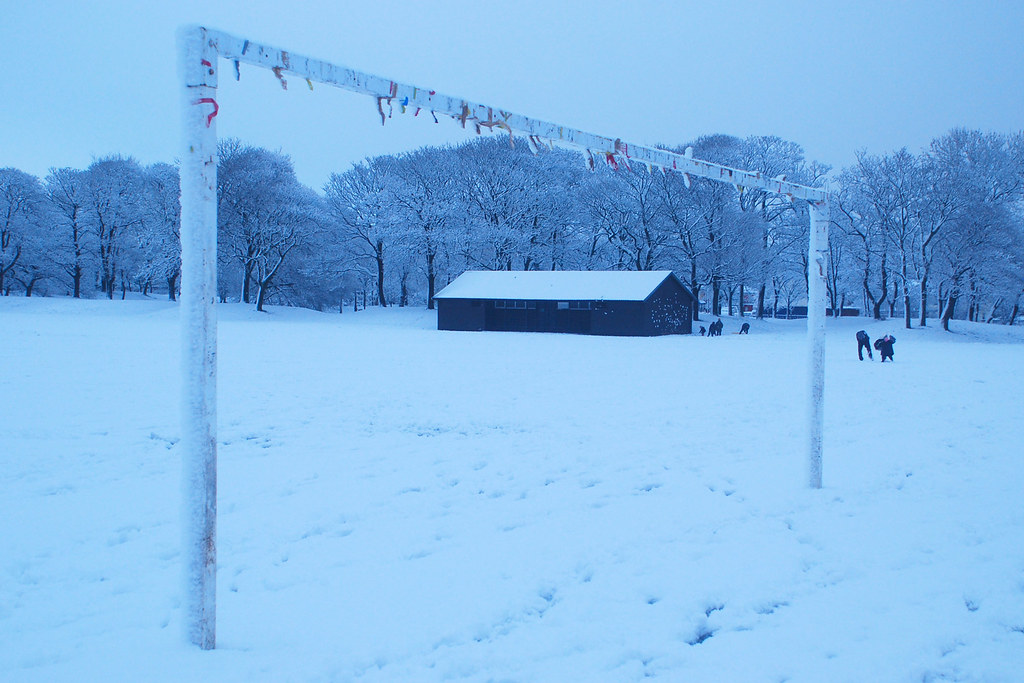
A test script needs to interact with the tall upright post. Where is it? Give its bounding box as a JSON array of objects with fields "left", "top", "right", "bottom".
[
  {"left": 806, "top": 200, "right": 830, "bottom": 489},
  {"left": 177, "top": 25, "right": 218, "bottom": 650}
]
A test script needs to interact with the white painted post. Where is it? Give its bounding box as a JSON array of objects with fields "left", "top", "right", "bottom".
[
  {"left": 177, "top": 25, "right": 218, "bottom": 649},
  {"left": 807, "top": 200, "right": 830, "bottom": 489}
]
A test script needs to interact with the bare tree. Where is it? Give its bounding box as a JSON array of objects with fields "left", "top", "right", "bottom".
[
  {"left": 931, "top": 130, "right": 1023, "bottom": 329},
  {"left": 833, "top": 170, "right": 891, "bottom": 319},
  {"left": 911, "top": 149, "right": 967, "bottom": 326},
  {"left": 390, "top": 146, "right": 460, "bottom": 308},
  {"left": 851, "top": 149, "right": 919, "bottom": 328},
  {"left": 218, "top": 141, "right": 319, "bottom": 310},
  {"left": 0, "top": 168, "right": 50, "bottom": 295},
  {"left": 585, "top": 162, "right": 671, "bottom": 272},
  {"left": 325, "top": 155, "right": 402, "bottom": 307},
  {"left": 83, "top": 156, "right": 146, "bottom": 299},
  {"left": 453, "top": 137, "right": 540, "bottom": 272},
  {"left": 45, "top": 167, "right": 92, "bottom": 297},
  {"left": 141, "top": 163, "right": 182, "bottom": 300}
]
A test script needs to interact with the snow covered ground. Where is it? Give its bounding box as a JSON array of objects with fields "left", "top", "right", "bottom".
[{"left": 2, "top": 296, "right": 1023, "bottom": 682}]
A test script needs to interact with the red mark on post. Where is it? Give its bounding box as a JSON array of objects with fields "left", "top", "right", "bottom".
[{"left": 194, "top": 97, "right": 219, "bottom": 127}]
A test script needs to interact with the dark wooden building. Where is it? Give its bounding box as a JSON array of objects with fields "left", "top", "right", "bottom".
[{"left": 434, "top": 270, "right": 696, "bottom": 336}]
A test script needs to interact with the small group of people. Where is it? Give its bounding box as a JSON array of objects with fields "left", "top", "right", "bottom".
[
  {"left": 699, "top": 319, "right": 749, "bottom": 336},
  {"left": 856, "top": 330, "right": 896, "bottom": 362}
]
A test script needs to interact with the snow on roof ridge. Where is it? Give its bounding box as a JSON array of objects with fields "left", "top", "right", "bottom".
[{"left": 434, "top": 270, "right": 676, "bottom": 302}]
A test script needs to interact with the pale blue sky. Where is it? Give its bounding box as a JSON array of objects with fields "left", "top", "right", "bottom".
[{"left": 2, "top": 0, "right": 1022, "bottom": 188}]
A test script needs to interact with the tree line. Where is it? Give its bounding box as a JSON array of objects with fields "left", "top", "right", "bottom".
[{"left": 2, "top": 128, "right": 1022, "bottom": 328}]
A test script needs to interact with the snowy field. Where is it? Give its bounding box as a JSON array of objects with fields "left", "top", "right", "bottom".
[{"left": 2, "top": 296, "right": 1023, "bottom": 682}]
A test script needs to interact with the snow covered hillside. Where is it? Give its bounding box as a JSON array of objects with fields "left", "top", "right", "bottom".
[{"left": 2, "top": 297, "right": 1022, "bottom": 681}]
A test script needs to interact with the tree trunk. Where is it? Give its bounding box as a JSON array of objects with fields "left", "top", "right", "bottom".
[
  {"left": 889, "top": 278, "right": 898, "bottom": 319},
  {"left": 255, "top": 283, "right": 267, "bottom": 312},
  {"left": 168, "top": 273, "right": 178, "bottom": 301},
  {"left": 241, "top": 266, "right": 252, "bottom": 304},
  {"left": 901, "top": 259, "right": 911, "bottom": 328},
  {"left": 739, "top": 284, "right": 745, "bottom": 318},
  {"left": 985, "top": 299, "right": 1001, "bottom": 324},
  {"left": 375, "top": 241, "right": 387, "bottom": 307},
  {"left": 918, "top": 277, "right": 928, "bottom": 327},
  {"left": 73, "top": 265, "right": 82, "bottom": 298},
  {"left": 940, "top": 294, "right": 957, "bottom": 331},
  {"left": 756, "top": 284, "right": 766, "bottom": 319},
  {"left": 871, "top": 256, "right": 888, "bottom": 320},
  {"left": 690, "top": 259, "right": 701, "bottom": 321},
  {"left": 426, "top": 251, "right": 436, "bottom": 310}
]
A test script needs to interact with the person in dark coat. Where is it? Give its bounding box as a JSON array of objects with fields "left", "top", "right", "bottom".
[
  {"left": 874, "top": 334, "right": 896, "bottom": 362},
  {"left": 739, "top": 322, "right": 750, "bottom": 334},
  {"left": 699, "top": 325, "right": 706, "bottom": 336},
  {"left": 856, "top": 330, "right": 873, "bottom": 360},
  {"left": 712, "top": 319, "right": 723, "bottom": 336}
]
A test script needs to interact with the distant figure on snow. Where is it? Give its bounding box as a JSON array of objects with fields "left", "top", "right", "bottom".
[
  {"left": 739, "top": 322, "right": 750, "bottom": 334},
  {"left": 873, "top": 334, "right": 896, "bottom": 362},
  {"left": 699, "top": 325, "right": 706, "bottom": 337},
  {"left": 856, "top": 330, "right": 873, "bottom": 361},
  {"left": 708, "top": 319, "right": 723, "bottom": 336}
]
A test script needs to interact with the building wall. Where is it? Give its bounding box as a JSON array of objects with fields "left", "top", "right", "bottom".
[
  {"left": 590, "top": 301, "right": 644, "bottom": 336},
  {"left": 643, "top": 278, "right": 695, "bottom": 335},
  {"left": 437, "top": 276, "right": 697, "bottom": 336},
  {"left": 437, "top": 299, "right": 485, "bottom": 331},
  {"left": 485, "top": 300, "right": 594, "bottom": 334}
]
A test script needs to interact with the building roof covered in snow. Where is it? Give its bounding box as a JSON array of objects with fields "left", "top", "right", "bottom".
[{"left": 434, "top": 270, "right": 678, "bottom": 302}]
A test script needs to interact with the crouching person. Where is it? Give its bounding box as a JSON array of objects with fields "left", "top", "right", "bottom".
[{"left": 856, "top": 330, "right": 873, "bottom": 361}]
